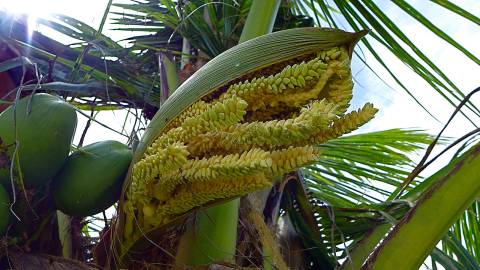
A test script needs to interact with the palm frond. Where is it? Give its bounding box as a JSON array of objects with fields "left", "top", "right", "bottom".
[
  {"left": 113, "top": 0, "right": 315, "bottom": 58},
  {"left": 333, "top": 140, "right": 480, "bottom": 269},
  {"left": 447, "top": 205, "right": 480, "bottom": 266},
  {"left": 282, "top": 175, "right": 410, "bottom": 268},
  {"left": 431, "top": 0, "right": 480, "bottom": 27},
  {"left": 112, "top": 0, "right": 248, "bottom": 58},
  {"left": 278, "top": 129, "right": 430, "bottom": 267},
  {"left": 304, "top": 128, "right": 432, "bottom": 206},
  {"left": 0, "top": 12, "right": 161, "bottom": 112}
]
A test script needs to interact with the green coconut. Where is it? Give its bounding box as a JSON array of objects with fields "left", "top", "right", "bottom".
[
  {"left": 53, "top": 140, "right": 132, "bottom": 217},
  {"left": 0, "top": 93, "right": 77, "bottom": 187},
  {"left": 0, "top": 184, "right": 10, "bottom": 235}
]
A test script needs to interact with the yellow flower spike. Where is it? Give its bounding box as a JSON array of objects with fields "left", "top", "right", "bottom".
[
  {"left": 268, "top": 146, "right": 320, "bottom": 176},
  {"left": 296, "top": 99, "right": 338, "bottom": 124},
  {"left": 247, "top": 62, "right": 349, "bottom": 121},
  {"left": 305, "top": 103, "right": 378, "bottom": 145},
  {"left": 220, "top": 55, "right": 329, "bottom": 107},
  {"left": 316, "top": 63, "right": 353, "bottom": 114},
  {"left": 130, "top": 142, "right": 189, "bottom": 207},
  {"left": 186, "top": 99, "right": 339, "bottom": 157},
  {"left": 165, "top": 100, "right": 209, "bottom": 131},
  {"left": 156, "top": 148, "right": 272, "bottom": 196},
  {"left": 147, "top": 127, "right": 184, "bottom": 151},
  {"left": 182, "top": 96, "right": 248, "bottom": 134},
  {"left": 135, "top": 143, "right": 189, "bottom": 177},
  {"left": 147, "top": 96, "right": 248, "bottom": 152},
  {"left": 146, "top": 97, "right": 247, "bottom": 155},
  {"left": 158, "top": 174, "right": 271, "bottom": 217}
]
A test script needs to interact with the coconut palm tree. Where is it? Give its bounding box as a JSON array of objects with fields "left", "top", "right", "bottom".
[{"left": 0, "top": 0, "right": 478, "bottom": 269}]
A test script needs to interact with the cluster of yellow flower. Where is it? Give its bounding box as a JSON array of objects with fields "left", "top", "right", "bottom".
[{"left": 122, "top": 46, "right": 377, "bottom": 241}]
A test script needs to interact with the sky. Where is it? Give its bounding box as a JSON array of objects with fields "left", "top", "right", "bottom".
[
  {"left": 350, "top": 0, "right": 480, "bottom": 176},
  {"left": 0, "top": 0, "right": 478, "bottom": 268}
]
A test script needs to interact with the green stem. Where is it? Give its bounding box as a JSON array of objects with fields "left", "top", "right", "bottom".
[
  {"left": 175, "top": 200, "right": 240, "bottom": 266},
  {"left": 263, "top": 248, "right": 274, "bottom": 270},
  {"left": 239, "top": 0, "right": 282, "bottom": 43},
  {"left": 57, "top": 211, "right": 72, "bottom": 258},
  {"left": 174, "top": 0, "right": 281, "bottom": 267},
  {"left": 363, "top": 143, "right": 480, "bottom": 269}
]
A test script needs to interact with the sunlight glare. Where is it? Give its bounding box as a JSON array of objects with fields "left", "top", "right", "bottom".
[
  {"left": 0, "top": 0, "right": 54, "bottom": 17},
  {"left": 0, "top": 0, "right": 55, "bottom": 39}
]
